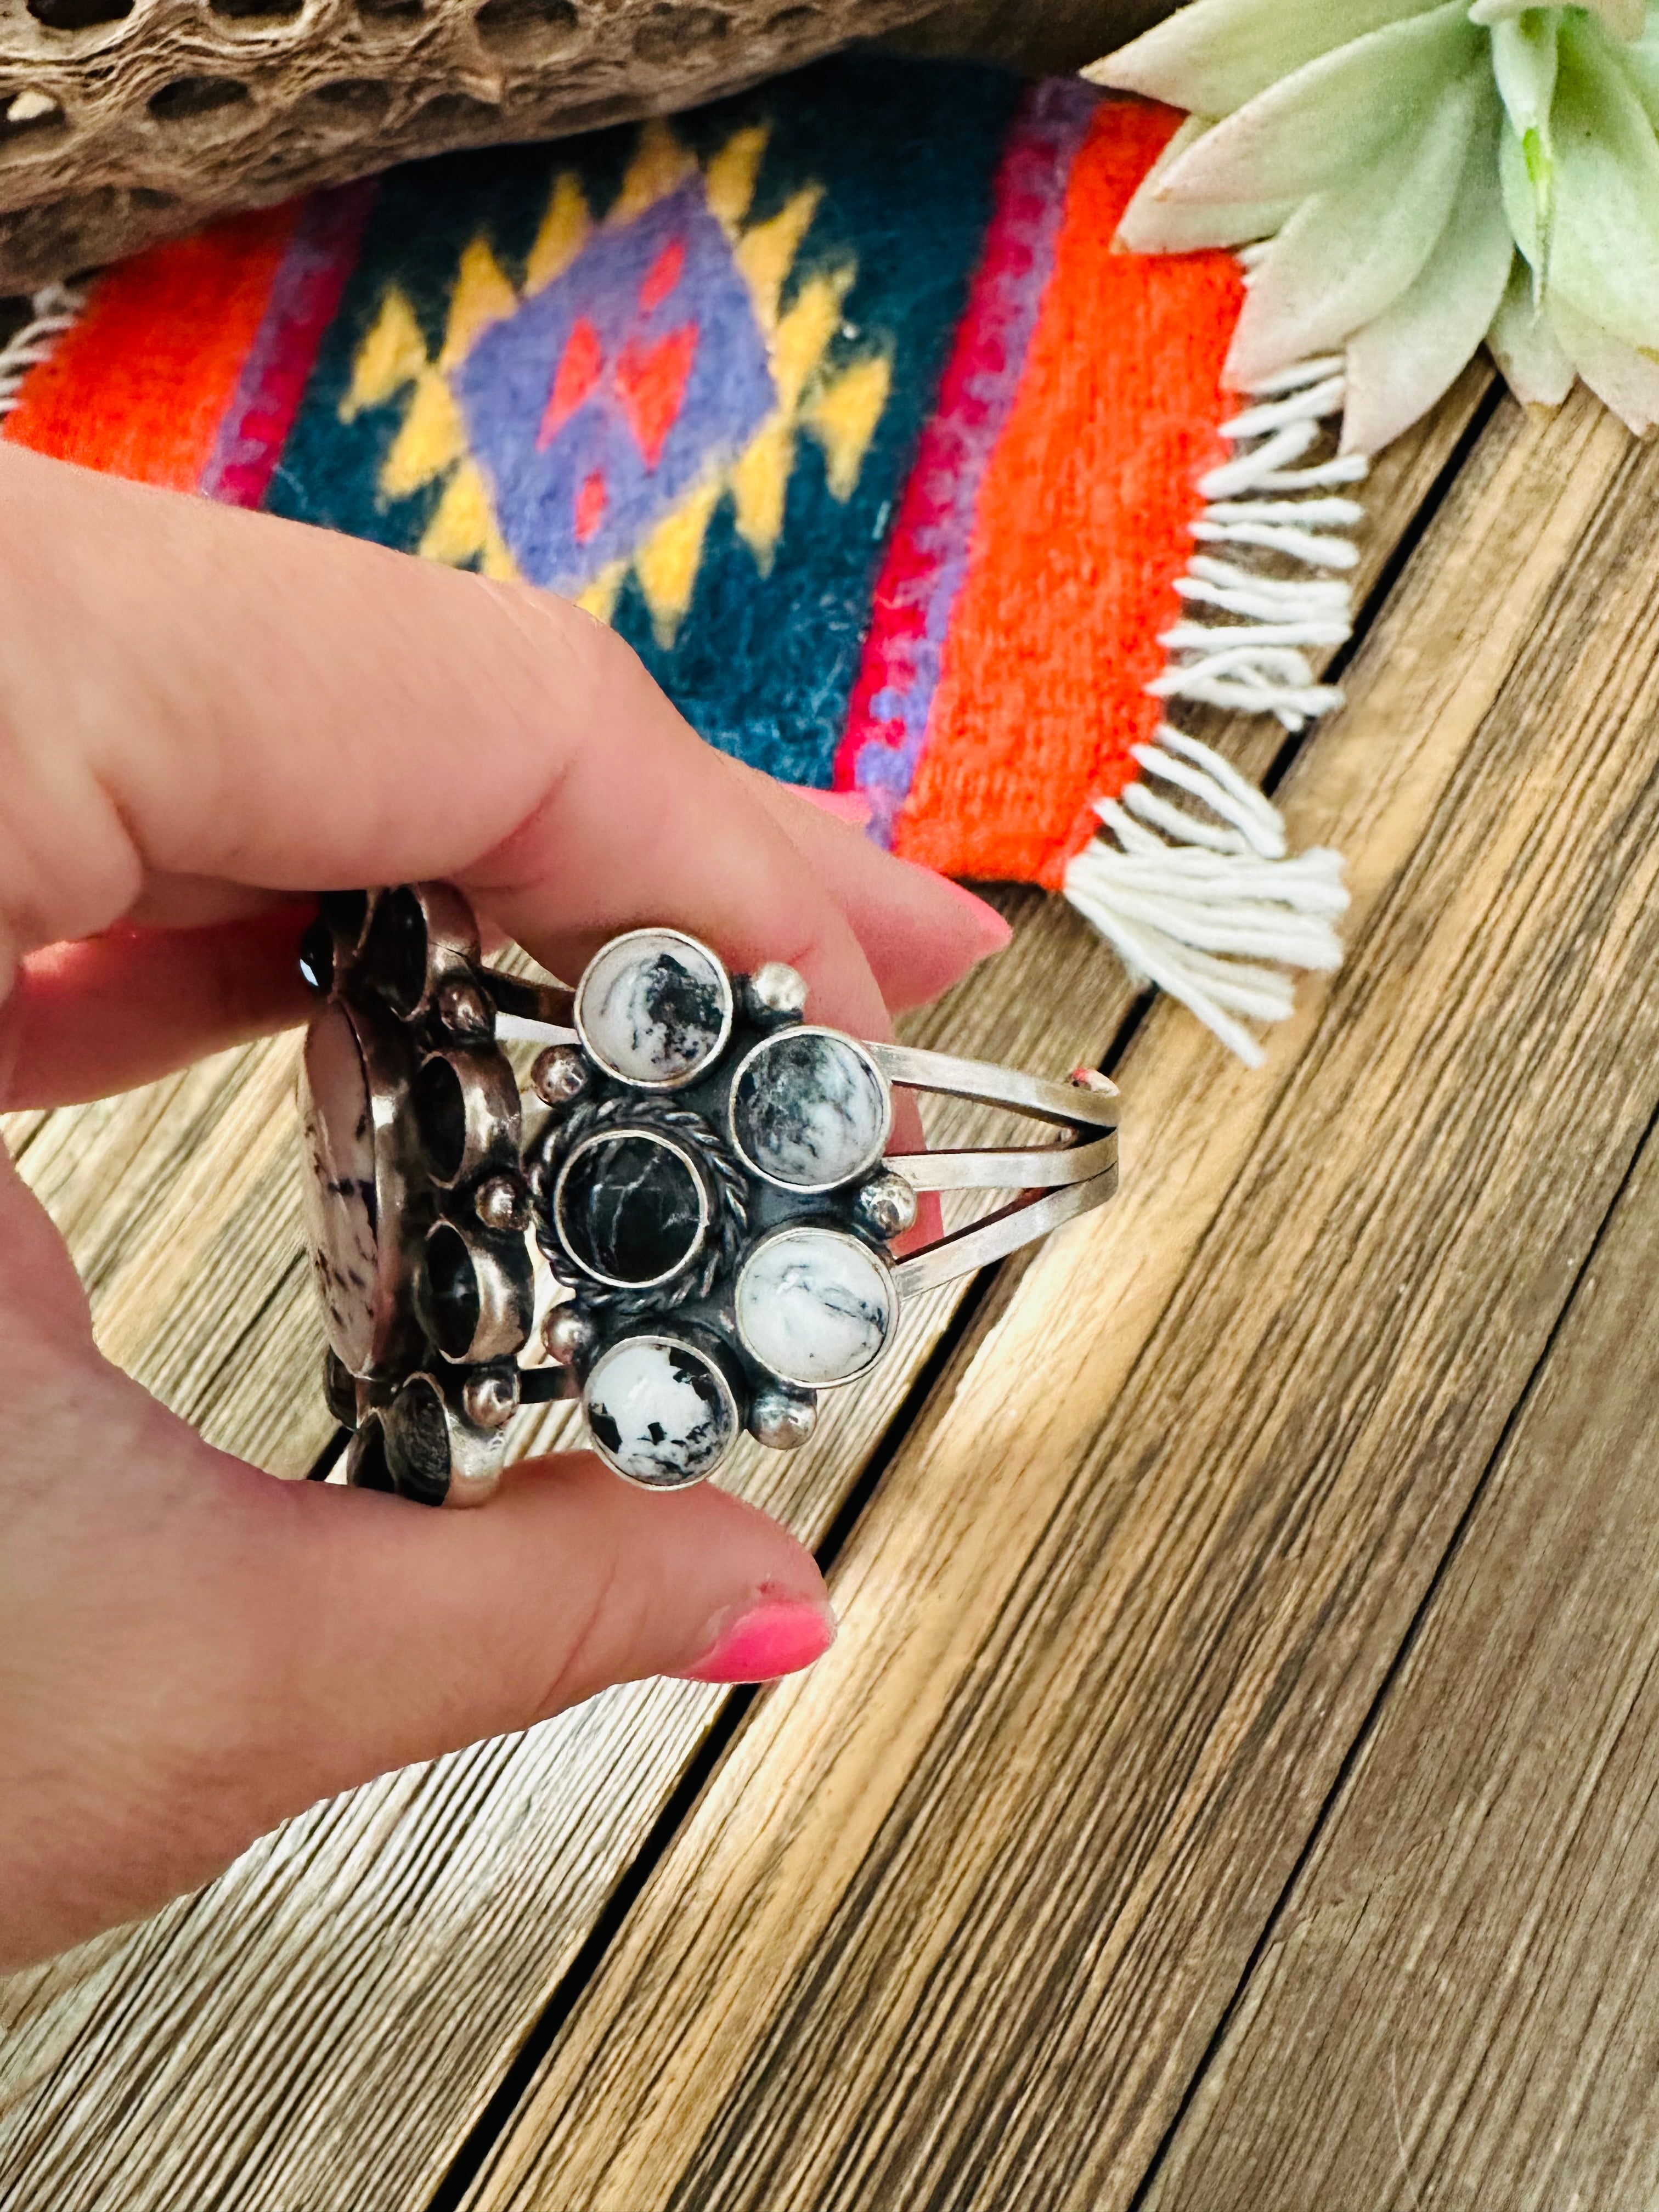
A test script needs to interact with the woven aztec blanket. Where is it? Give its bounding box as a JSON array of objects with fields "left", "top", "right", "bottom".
[{"left": 0, "top": 54, "right": 1359, "bottom": 1062}]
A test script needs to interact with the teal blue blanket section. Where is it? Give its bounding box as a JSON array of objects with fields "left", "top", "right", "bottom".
[{"left": 266, "top": 53, "right": 1022, "bottom": 791}]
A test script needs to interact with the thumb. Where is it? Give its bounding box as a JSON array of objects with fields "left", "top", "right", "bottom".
[
  {"left": 0, "top": 1334, "right": 831, "bottom": 1968},
  {"left": 255, "top": 1453, "right": 835, "bottom": 1802}
]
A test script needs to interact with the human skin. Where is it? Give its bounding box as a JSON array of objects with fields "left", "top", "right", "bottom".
[{"left": 0, "top": 442, "right": 1008, "bottom": 1973}]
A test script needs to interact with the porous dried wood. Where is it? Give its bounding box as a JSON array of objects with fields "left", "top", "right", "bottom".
[
  {"left": 0, "top": 0, "right": 1154, "bottom": 285},
  {"left": 0, "top": 0, "right": 938, "bottom": 285}
]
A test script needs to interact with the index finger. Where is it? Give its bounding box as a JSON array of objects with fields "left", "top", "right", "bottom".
[{"left": 0, "top": 446, "right": 1001, "bottom": 1045}]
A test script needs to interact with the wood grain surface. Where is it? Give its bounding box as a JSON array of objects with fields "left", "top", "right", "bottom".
[
  {"left": 0, "top": 890, "right": 1135, "bottom": 2212},
  {"left": 1137, "top": 1079, "right": 1659, "bottom": 2212},
  {"left": 0, "top": 359, "right": 1540, "bottom": 2212},
  {"left": 467, "top": 383, "right": 1658, "bottom": 2212}
]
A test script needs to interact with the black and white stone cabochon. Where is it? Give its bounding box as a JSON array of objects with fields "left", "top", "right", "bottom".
[
  {"left": 555, "top": 1129, "right": 710, "bottom": 1290},
  {"left": 584, "top": 1335, "right": 739, "bottom": 1488},
  {"left": 538, "top": 930, "right": 905, "bottom": 1488},
  {"left": 735, "top": 1227, "right": 896, "bottom": 1389},
  {"left": 730, "top": 1029, "right": 891, "bottom": 1191},
  {"left": 300, "top": 1003, "right": 380, "bottom": 1377},
  {"left": 575, "top": 930, "right": 732, "bottom": 1087}
]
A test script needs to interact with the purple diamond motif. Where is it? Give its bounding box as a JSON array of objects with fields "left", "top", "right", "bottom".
[{"left": 452, "top": 180, "right": 777, "bottom": 595}]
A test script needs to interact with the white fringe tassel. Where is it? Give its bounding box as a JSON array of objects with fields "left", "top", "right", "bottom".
[
  {"left": 0, "top": 283, "right": 83, "bottom": 419},
  {"left": 1064, "top": 354, "right": 1362, "bottom": 1066}
]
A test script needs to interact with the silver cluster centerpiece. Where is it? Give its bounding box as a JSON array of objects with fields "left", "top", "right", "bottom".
[
  {"left": 298, "top": 883, "right": 535, "bottom": 1507},
  {"left": 298, "top": 884, "right": 1120, "bottom": 1506}
]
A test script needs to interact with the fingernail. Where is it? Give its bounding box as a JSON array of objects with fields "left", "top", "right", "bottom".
[
  {"left": 675, "top": 1596, "right": 838, "bottom": 1684},
  {"left": 790, "top": 784, "right": 876, "bottom": 830},
  {"left": 939, "top": 876, "right": 1013, "bottom": 955}
]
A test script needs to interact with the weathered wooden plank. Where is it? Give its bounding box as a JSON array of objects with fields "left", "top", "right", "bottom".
[
  {"left": 0, "top": 369, "right": 1488, "bottom": 2209},
  {"left": 1136, "top": 1113, "right": 1659, "bottom": 2211},
  {"left": 0, "top": 888, "right": 1135, "bottom": 2211},
  {"left": 466, "top": 384, "right": 1655, "bottom": 2212},
  {"left": 3, "top": 1036, "right": 332, "bottom": 1474}
]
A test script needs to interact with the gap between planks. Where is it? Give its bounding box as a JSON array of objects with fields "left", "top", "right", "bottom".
[
  {"left": 1138, "top": 1089, "right": 1659, "bottom": 2212},
  {"left": 0, "top": 365, "right": 1491, "bottom": 2211},
  {"left": 460, "top": 380, "right": 1659, "bottom": 2212}
]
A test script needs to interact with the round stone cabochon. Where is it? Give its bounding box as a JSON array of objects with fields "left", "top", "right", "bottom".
[
  {"left": 584, "top": 1332, "right": 738, "bottom": 1486},
  {"left": 736, "top": 1223, "right": 895, "bottom": 1387},
  {"left": 577, "top": 929, "right": 731, "bottom": 1088},
  {"left": 730, "top": 1028, "right": 890, "bottom": 1190},
  {"left": 555, "top": 1128, "right": 710, "bottom": 1287}
]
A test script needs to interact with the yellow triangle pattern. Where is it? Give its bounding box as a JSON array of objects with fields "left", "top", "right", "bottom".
[
  {"left": 635, "top": 478, "right": 721, "bottom": 644},
  {"left": 418, "top": 460, "right": 519, "bottom": 579},
  {"left": 730, "top": 419, "right": 795, "bottom": 569},
  {"left": 736, "top": 186, "right": 824, "bottom": 333},
  {"left": 773, "top": 266, "right": 853, "bottom": 415},
  {"left": 612, "top": 119, "right": 696, "bottom": 222},
  {"left": 806, "top": 353, "right": 893, "bottom": 501},
  {"left": 704, "top": 124, "right": 768, "bottom": 234},
  {"left": 438, "top": 239, "right": 517, "bottom": 371},
  {"left": 341, "top": 287, "right": 426, "bottom": 420},
  {"left": 524, "top": 172, "right": 590, "bottom": 294},
  {"left": 381, "top": 370, "right": 467, "bottom": 500}
]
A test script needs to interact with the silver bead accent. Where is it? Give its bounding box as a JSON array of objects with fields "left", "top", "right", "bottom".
[
  {"left": 542, "top": 1302, "right": 599, "bottom": 1371},
  {"left": 533, "top": 1043, "right": 592, "bottom": 1107},
  {"left": 463, "top": 1370, "right": 518, "bottom": 1431},
  {"left": 437, "top": 975, "right": 493, "bottom": 1039},
  {"left": 748, "top": 1384, "right": 819, "bottom": 1452},
  {"left": 854, "top": 1170, "right": 919, "bottom": 1241},
  {"left": 475, "top": 1172, "right": 528, "bottom": 1233},
  {"left": 747, "top": 961, "right": 809, "bottom": 1019}
]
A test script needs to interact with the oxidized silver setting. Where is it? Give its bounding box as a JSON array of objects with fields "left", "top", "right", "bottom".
[
  {"left": 297, "top": 884, "right": 535, "bottom": 1506},
  {"left": 298, "top": 882, "right": 1119, "bottom": 1506}
]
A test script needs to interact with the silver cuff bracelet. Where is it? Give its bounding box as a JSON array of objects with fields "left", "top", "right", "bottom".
[{"left": 297, "top": 882, "right": 1119, "bottom": 1505}]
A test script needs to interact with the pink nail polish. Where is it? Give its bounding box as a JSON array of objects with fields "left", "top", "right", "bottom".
[{"left": 676, "top": 1598, "right": 837, "bottom": 1684}]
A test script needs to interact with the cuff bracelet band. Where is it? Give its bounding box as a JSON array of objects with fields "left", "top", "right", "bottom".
[{"left": 297, "top": 882, "right": 1119, "bottom": 1505}]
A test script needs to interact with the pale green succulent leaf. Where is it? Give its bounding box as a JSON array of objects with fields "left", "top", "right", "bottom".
[
  {"left": 1548, "top": 291, "right": 1659, "bottom": 431},
  {"left": 1475, "top": 0, "right": 1641, "bottom": 27},
  {"left": 1116, "top": 120, "right": 1299, "bottom": 250},
  {"left": 1144, "top": 3, "right": 1480, "bottom": 207},
  {"left": 1086, "top": 0, "right": 1447, "bottom": 122},
  {"left": 1342, "top": 114, "right": 1515, "bottom": 452},
  {"left": 1578, "top": 0, "right": 1646, "bottom": 41},
  {"left": 1487, "top": 253, "right": 1576, "bottom": 401},
  {"left": 1226, "top": 69, "right": 1489, "bottom": 385},
  {"left": 1489, "top": 13, "right": 1558, "bottom": 146},
  {"left": 1527, "top": 20, "right": 1659, "bottom": 352},
  {"left": 1118, "top": 185, "right": 1300, "bottom": 252},
  {"left": 1613, "top": 12, "right": 1659, "bottom": 126}
]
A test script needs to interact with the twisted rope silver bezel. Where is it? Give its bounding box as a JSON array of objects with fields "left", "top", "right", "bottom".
[{"left": 532, "top": 1093, "right": 750, "bottom": 1319}]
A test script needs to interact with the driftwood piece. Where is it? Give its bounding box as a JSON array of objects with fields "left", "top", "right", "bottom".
[{"left": 0, "top": 0, "right": 1152, "bottom": 286}]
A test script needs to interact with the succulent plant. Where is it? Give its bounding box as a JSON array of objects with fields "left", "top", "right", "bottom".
[{"left": 1090, "top": 1, "right": 1659, "bottom": 450}]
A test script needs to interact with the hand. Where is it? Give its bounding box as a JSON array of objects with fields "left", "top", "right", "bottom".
[{"left": 0, "top": 444, "right": 1008, "bottom": 1973}]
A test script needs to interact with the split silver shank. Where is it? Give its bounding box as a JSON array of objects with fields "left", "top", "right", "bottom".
[{"left": 489, "top": 998, "right": 1120, "bottom": 1303}]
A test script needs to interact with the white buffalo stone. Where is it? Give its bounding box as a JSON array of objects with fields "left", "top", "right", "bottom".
[
  {"left": 578, "top": 931, "right": 730, "bottom": 1087},
  {"left": 736, "top": 1226, "right": 895, "bottom": 1388},
  {"left": 300, "top": 1003, "right": 380, "bottom": 1375},
  {"left": 731, "top": 1029, "right": 889, "bottom": 1190},
  {"left": 584, "top": 1334, "right": 737, "bottom": 1486}
]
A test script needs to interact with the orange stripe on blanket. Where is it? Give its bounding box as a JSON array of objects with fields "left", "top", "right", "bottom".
[
  {"left": 890, "top": 102, "right": 1244, "bottom": 889},
  {"left": 4, "top": 204, "right": 299, "bottom": 489}
]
